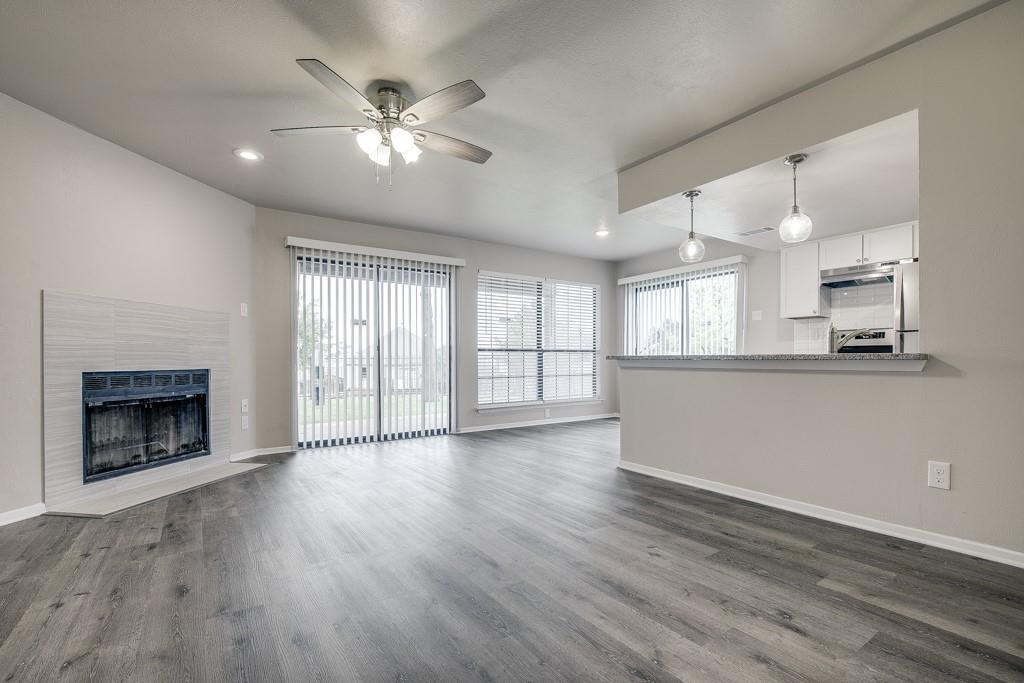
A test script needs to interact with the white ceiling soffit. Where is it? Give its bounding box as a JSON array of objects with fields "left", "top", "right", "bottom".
[
  {"left": 628, "top": 111, "right": 920, "bottom": 252},
  {"left": 0, "top": 1, "right": 984, "bottom": 260}
]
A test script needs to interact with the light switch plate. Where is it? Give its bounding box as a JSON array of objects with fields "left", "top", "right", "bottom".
[
  {"left": 928, "top": 461, "right": 951, "bottom": 490},
  {"left": 241, "top": 399, "right": 249, "bottom": 414},
  {"left": 241, "top": 415, "right": 250, "bottom": 431},
  {"left": 751, "top": 310, "right": 762, "bottom": 321},
  {"left": 240, "top": 302, "right": 248, "bottom": 317}
]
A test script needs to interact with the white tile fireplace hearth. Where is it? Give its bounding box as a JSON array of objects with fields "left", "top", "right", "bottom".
[{"left": 42, "top": 290, "right": 261, "bottom": 516}]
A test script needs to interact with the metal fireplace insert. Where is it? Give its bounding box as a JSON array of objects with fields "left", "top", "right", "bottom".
[{"left": 81, "top": 369, "right": 210, "bottom": 483}]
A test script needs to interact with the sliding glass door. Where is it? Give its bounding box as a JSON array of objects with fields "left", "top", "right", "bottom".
[
  {"left": 292, "top": 246, "right": 453, "bottom": 448},
  {"left": 377, "top": 262, "right": 451, "bottom": 440}
]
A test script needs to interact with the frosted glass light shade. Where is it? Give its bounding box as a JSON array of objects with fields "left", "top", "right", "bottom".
[
  {"left": 390, "top": 127, "right": 415, "bottom": 154},
  {"left": 369, "top": 144, "right": 391, "bottom": 166},
  {"left": 779, "top": 206, "right": 813, "bottom": 243},
  {"left": 356, "top": 128, "right": 383, "bottom": 154},
  {"left": 679, "top": 236, "right": 705, "bottom": 263},
  {"left": 401, "top": 145, "right": 422, "bottom": 164}
]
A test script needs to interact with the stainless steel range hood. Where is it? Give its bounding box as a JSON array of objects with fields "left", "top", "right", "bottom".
[{"left": 820, "top": 261, "right": 897, "bottom": 288}]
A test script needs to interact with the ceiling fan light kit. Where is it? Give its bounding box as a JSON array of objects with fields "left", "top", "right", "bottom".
[
  {"left": 271, "top": 59, "right": 492, "bottom": 184},
  {"left": 401, "top": 146, "right": 422, "bottom": 164},
  {"left": 370, "top": 144, "right": 391, "bottom": 167},
  {"left": 389, "top": 126, "right": 415, "bottom": 154},
  {"left": 355, "top": 128, "right": 382, "bottom": 155}
]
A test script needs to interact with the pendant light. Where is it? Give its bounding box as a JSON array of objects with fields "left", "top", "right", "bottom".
[
  {"left": 678, "top": 190, "right": 706, "bottom": 263},
  {"left": 779, "top": 153, "right": 813, "bottom": 243}
]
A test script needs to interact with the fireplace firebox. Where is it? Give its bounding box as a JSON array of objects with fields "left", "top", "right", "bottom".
[{"left": 82, "top": 370, "right": 210, "bottom": 482}]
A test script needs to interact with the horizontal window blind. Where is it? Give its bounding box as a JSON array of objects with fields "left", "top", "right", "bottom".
[
  {"left": 477, "top": 273, "right": 542, "bottom": 406},
  {"left": 623, "top": 260, "right": 745, "bottom": 356},
  {"left": 478, "top": 273, "right": 599, "bottom": 407},
  {"left": 544, "top": 280, "right": 599, "bottom": 401}
]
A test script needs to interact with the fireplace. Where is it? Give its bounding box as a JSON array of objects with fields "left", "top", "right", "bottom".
[{"left": 82, "top": 370, "right": 210, "bottom": 482}]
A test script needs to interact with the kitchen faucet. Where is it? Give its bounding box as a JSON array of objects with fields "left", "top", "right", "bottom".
[{"left": 830, "top": 326, "right": 874, "bottom": 353}]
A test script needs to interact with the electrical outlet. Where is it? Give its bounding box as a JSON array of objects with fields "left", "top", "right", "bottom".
[
  {"left": 544, "top": 408, "right": 551, "bottom": 418},
  {"left": 928, "top": 461, "right": 951, "bottom": 490},
  {"left": 751, "top": 310, "right": 763, "bottom": 321},
  {"left": 241, "top": 415, "right": 250, "bottom": 431},
  {"left": 240, "top": 398, "right": 249, "bottom": 414}
]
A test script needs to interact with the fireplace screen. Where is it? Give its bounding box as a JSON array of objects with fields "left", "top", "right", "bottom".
[{"left": 82, "top": 370, "right": 210, "bottom": 482}]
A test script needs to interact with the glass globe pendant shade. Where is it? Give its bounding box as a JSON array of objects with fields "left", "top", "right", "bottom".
[
  {"left": 356, "top": 127, "right": 383, "bottom": 155},
  {"left": 369, "top": 143, "right": 391, "bottom": 167},
  {"left": 401, "top": 145, "right": 422, "bottom": 164},
  {"left": 779, "top": 206, "right": 813, "bottom": 243},
  {"left": 679, "top": 234, "right": 705, "bottom": 263},
  {"left": 390, "top": 127, "right": 415, "bottom": 154}
]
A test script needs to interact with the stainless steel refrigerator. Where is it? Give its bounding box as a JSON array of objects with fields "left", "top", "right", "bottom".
[{"left": 894, "top": 260, "right": 920, "bottom": 352}]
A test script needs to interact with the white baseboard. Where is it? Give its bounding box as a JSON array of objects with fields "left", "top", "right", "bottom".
[
  {"left": 0, "top": 502, "right": 46, "bottom": 527},
  {"left": 230, "top": 445, "right": 294, "bottom": 462},
  {"left": 457, "top": 413, "right": 619, "bottom": 434},
  {"left": 618, "top": 460, "right": 1024, "bottom": 570}
]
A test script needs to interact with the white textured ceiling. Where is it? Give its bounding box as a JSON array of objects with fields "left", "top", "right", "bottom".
[
  {"left": 631, "top": 112, "right": 920, "bottom": 251},
  {"left": 0, "top": 0, "right": 989, "bottom": 260}
]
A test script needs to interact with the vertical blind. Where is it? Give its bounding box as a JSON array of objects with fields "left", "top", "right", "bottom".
[
  {"left": 290, "top": 242, "right": 455, "bottom": 447},
  {"left": 622, "top": 258, "right": 745, "bottom": 356},
  {"left": 477, "top": 272, "right": 599, "bottom": 406}
]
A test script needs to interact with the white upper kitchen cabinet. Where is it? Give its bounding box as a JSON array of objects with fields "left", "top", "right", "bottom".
[
  {"left": 863, "top": 222, "right": 915, "bottom": 264},
  {"left": 819, "top": 233, "right": 865, "bottom": 270},
  {"left": 818, "top": 222, "right": 916, "bottom": 269},
  {"left": 780, "top": 242, "right": 830, "bottom": 319}
]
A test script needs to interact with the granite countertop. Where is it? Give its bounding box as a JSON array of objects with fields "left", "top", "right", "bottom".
[
  {"left": 607, "top": 353, "right": 928, "bottom": 372},
  {"left": 608, "top": 353, "right": 928, "bottom": 361}
]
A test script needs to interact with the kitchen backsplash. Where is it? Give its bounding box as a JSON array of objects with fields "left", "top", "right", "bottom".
[{"left": 794, "top": 282, "right": 894, "bottom": 353}]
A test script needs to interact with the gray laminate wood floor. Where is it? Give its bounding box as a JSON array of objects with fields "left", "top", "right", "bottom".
[{"left": 2, "top": 419, "right": 1023, "bottom": 682}]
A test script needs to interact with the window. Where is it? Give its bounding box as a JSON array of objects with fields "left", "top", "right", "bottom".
[
  {"left": 622, "top": 257, "right": 745, "bottom": 356},
  {"left": 477, "top": 272, "right": 599, "bottom": 407}
]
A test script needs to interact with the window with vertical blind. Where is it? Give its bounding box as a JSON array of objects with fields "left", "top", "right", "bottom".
[
  {"left": 621, "top": 256, "right": 746, "bottom": 356},
  {"left": 477, "top": 272, "right": 599, "bottom": 407}
]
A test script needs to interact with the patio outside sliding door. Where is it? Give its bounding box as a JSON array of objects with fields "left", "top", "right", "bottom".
[{"left": 291, "top": 244, "right": 453, "bottom": 448}]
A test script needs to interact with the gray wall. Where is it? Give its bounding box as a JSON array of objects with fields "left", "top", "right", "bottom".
[
  {"left": 252, "top": 208, "right": 620, "bottom": 448},
  {"left": 0, "top": 92, "right": 256, "bottom": 515},
  {"left": 616, "top": 238, "right": 793, "bottom": 354},
  {"left": 615, "top": 2, "right": 1024, "bottom": 553}
]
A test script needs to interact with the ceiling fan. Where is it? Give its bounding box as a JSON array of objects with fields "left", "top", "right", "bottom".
[{"left": 272, "top": 59, "right": 492, "bottom": 174}]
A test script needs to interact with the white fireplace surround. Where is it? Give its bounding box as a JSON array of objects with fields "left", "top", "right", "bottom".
[{"left": 42, "top": 291, "right": 236, "bottom": 511}]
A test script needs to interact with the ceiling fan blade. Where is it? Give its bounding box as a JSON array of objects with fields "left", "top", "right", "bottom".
[
  {"left": 271, "top": 125, "right": 366, "bottom": 137},
  {"left": 399, "top": 80, "right": 485, "bottom": 126},
  {"left": 296, "top": 59, "right": 381, "bottom": 120},
  {"left": 414, "top": 130, "right": 492, "bottom": 164}
]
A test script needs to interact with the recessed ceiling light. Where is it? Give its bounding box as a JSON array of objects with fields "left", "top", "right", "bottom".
[
  {"left": 595, "top": 226, "right": 610, "bottom": 238},
  {"left": 233, "top": 148, "right": 263, "bottom": 161}
]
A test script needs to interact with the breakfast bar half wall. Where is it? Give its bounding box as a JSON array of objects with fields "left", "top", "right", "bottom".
[{"left": 611, "top": 355, "right": 1024, "bottom": 569}]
